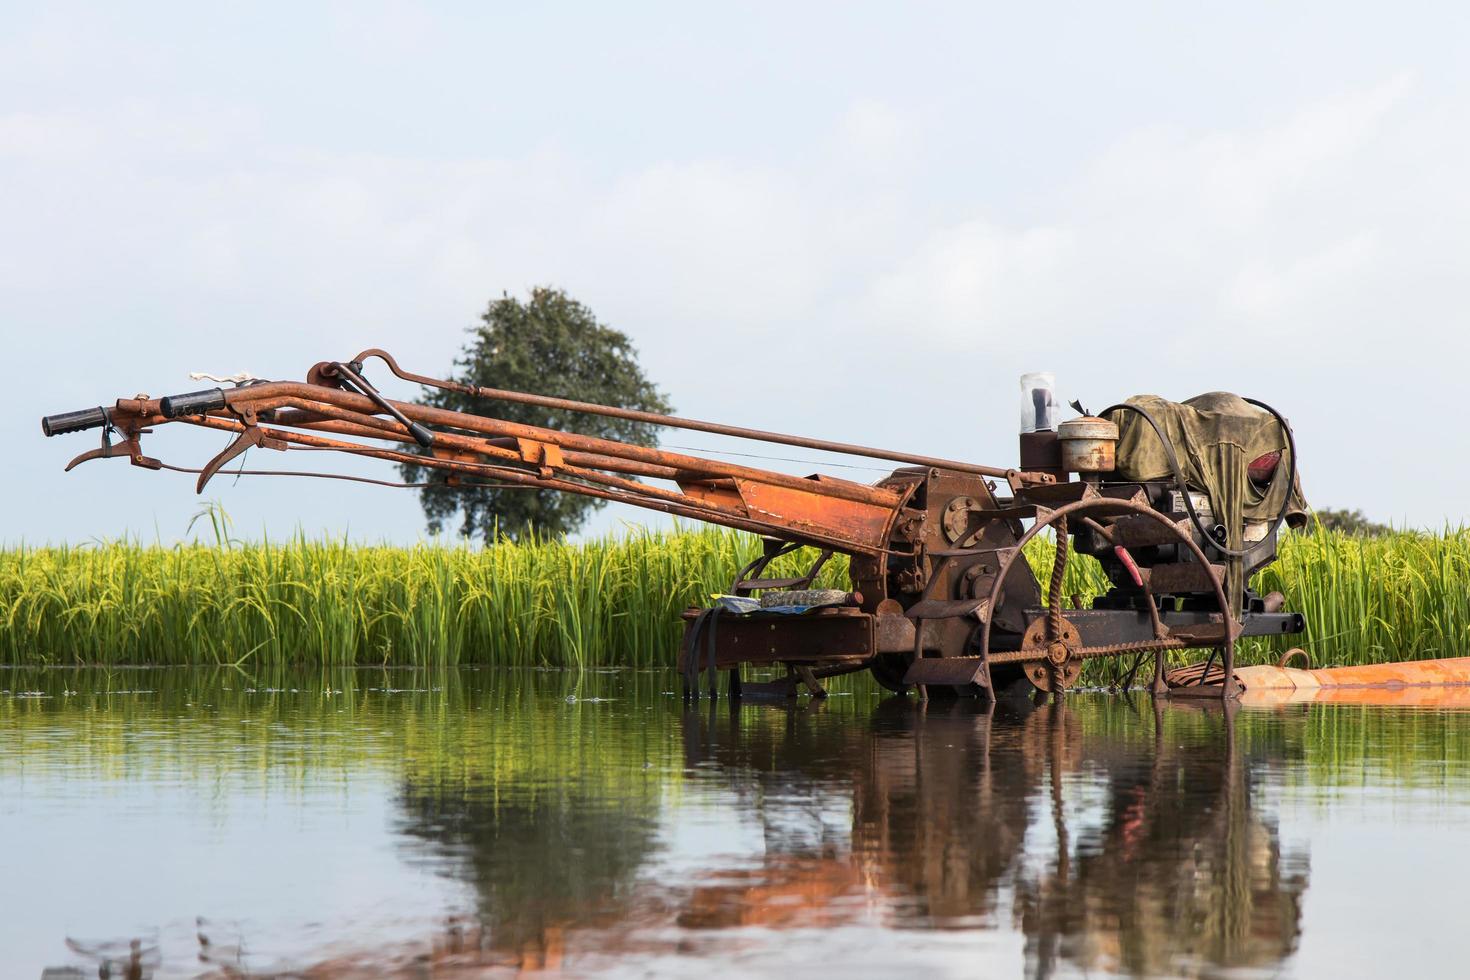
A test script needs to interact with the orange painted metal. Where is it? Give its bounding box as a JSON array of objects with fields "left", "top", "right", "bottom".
[
  {"left": 1240, "top": 684, "right": 1470, "bottom": 709},
  {"left": 49, "top": 368, "right": 922, "bottom": 557},
  {"left": 733, "top": 479, "right": 899, "bottom": 553},
  {"left": 1236, "top": 657, "right": 1470, "bottom": 707}
]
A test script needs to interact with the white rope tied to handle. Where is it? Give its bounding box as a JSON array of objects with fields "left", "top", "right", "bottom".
[{"left": 189, "top": 371, "right": 262, "bottom": 386}]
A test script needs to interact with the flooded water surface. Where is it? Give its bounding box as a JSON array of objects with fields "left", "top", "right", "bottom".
[{"left": 3, "top": 669, "right": 1468, "bottom": 978}]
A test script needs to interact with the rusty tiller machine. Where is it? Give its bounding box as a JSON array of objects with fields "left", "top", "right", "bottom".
[{"left": 42, "top": 353, "right": 1306, "bottom": 700}]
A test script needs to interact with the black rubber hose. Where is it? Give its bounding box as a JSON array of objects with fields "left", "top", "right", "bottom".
[
  {"left": 1101, "top": 398, "right": 1298, "bottom": 560},
  {"left": 41, "top": 406, "right": 110, "bottom": 437}
]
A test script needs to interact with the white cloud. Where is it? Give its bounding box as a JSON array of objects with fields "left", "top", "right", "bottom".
[
  {"left": 10, "top": 76, "right": 1420, "bottom": 362},
  {"left": 579, "top": 162, "right": 827, "bottom": 330},
  {"left": 846, "top": 73, "right": 1447, "bottom": 369},
  {"left": 1086, "top": 75, "right": 1412, "bottom": 233},
  {"left": 1227, "top": 231, "right": 1379, "bottom": 323},
  {"left": 834, "top": 99, "right": 915, "bottom": 172},
  {"left": 863, "top": 221, "right": 1075, "bottom": 341},
  {"left": 8, "top": 57, "right": 1470, "bottom": 537},
  {"left": 0, "top": 110, "right": 99, "bottom": 158}
]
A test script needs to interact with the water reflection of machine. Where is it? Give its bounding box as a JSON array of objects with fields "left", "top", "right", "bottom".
[
  {"left": 380, "top": 697, "right": 1306, "bottom": 976},
  {"left": 680, "top": 698, "right": 1308, "bottom": 977}
]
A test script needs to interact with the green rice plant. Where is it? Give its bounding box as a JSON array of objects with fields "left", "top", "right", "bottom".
[
  {"left": 0, "top": 525, "right": 1465, "bottom": 670},
  {"left": 1250, "top": 524, "right": 1470, "bottom": 666},
  {"left": 0, "top": 526, "right": 837, "bottom": 667}
]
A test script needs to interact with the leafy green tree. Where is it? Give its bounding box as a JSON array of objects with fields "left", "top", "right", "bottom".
[
  {"left": 1311, "top": 507, "right": 1392, "bottom": 537},
  {"left": 401, "top": 288, "right": 672, "bottom": 541}
]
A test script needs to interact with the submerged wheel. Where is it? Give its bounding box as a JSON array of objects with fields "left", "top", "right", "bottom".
[{"left": 869, "top": 652, "right": 911, "bottom": 693}]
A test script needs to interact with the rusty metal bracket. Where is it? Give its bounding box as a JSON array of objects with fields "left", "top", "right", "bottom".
[
  {"left": 516, "top": 438, "right": 565, "bottom": 477},
  {"left": 64, "top": 419, "right": 162, "bottom": 472},
  {"left": 65, "top": 436, "right": 162, "bottom": 472},
  {"left": 196, "top": 419, "right": 288, "bottom": 493}
]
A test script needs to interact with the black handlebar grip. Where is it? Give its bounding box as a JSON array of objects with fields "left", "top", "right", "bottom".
[
  {"left": 159, "top": 388, "right": 227, "bottom": 419},
  {"left": 41, "top": 406, "right": 110, "bottom": 437}
]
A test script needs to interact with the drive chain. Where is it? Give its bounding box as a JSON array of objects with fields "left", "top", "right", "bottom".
[{"left": 985, "top": 635, "right": 1191, "bottom": 666}]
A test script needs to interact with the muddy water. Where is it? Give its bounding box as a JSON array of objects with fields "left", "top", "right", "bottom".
[{"left": 3, "top": 669, "right": 1467, "bottom": 978}]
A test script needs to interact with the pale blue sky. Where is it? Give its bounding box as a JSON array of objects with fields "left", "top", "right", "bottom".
[{"left": 5, "top": 2, "right": 1467, "bottom": 543}]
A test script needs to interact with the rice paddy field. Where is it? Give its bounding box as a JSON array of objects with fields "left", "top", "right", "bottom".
[
  {"left": 1, "top": 523, "right": 1465, "bottom": 676},
  {"left": 7, "top": 529, "right": 1470, "bottom": 978}
]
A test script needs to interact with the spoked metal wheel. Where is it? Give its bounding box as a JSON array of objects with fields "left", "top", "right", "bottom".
[{"left": 976, "top": 498, "right": 1241, "bottom": 698}]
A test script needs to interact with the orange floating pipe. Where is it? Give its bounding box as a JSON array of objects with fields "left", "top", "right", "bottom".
[{"left": 1236, "top": 657, "right": 1470, "bottom": 708}]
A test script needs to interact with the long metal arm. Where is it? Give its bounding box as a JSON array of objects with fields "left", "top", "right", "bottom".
[
  {"left": 41, "top": 351, "right": 1053, "bottom": 556},
  {"left": 352, "top": 348, "right": 1035, "bottom": 482}
]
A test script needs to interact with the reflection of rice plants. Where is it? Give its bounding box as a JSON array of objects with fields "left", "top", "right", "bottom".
[
  {"left": 0, "top": 667, "right": 682, "bottom": 790},
  {"left": 1, "top": 525, "right": 1465, "bottom": 670}
]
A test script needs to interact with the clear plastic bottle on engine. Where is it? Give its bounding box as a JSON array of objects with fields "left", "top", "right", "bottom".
[{"left": 1018, "top": 372, "right": 1063, "bottom": 475}]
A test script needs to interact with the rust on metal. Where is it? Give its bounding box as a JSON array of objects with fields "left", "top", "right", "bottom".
[
  {"left": 1055, "top": 416, "right": 1119, "bottom": 474},
  {"left": 901, "top": 656, "right": 989, "bottom": 688},
  {"left": 41, "top": 350, "right": 1310, "bottom": 704},
  {"left": 348, "top": 347, "right": 1057, "bottom": 485},
  {"left": 675, "top": 608, "right": 874, "bottom": 672}
]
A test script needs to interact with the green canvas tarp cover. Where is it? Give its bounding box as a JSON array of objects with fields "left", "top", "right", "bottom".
[{"left": 1105, "top": 392, "right": 1307, "bottom": 605}]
